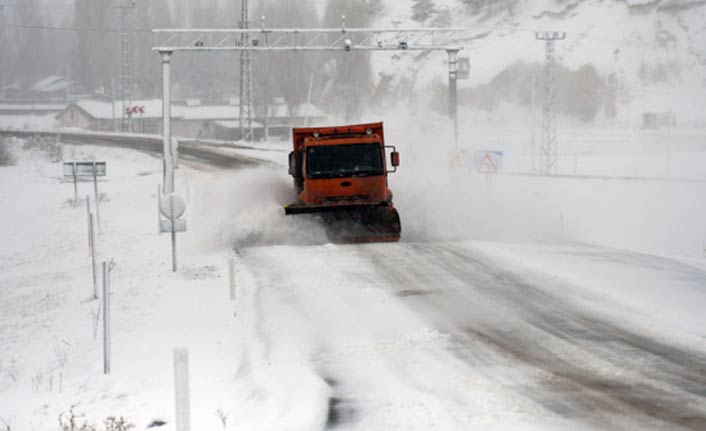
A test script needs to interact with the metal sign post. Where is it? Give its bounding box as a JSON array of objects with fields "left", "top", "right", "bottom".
[
  {"left": 72, "top": 166, "right": 78, "bottom": 203},
  {"left": 152, "top": 27, "right": 466, "bottom": 147},
  {"left": 159, "top": 194, "right": 186, "bottom": 272},
  {"left": 64, "top": 161, "right": 106, "bottom": 227},
  {"left": 89, "top": 213, "right": 97, "bottom": 300},
  {"left": 102, "top": 261, "right": 111, "bottom": 374},
  {"left": 92, "top": 162, "right": 101, "bottom": 233},
  {"left": 157, "top": 50, "right": 187, "bottom": 272},
  {"left": 446, "top": 49, "right": 460, "bottom": 148}
]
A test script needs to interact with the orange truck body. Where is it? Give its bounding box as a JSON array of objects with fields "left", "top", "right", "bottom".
[{"left": 284, "top": 121, "right": 401, "bottom": 241}]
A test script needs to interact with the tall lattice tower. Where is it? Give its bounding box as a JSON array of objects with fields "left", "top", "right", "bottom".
[
  {"left": 114, "top": 1, "right": 135, "bottom": 132},
  {"left": 535, "top": 32, "right": 565, "bottom": 175},
  {"left": 239, "top": 0, "right": 254, "bottom": 142}
]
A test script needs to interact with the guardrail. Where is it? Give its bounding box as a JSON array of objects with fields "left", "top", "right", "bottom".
[{"left": 0, "top": 129, "right": 234, "bottom": 148}]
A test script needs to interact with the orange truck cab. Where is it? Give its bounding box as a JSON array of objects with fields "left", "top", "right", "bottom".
[{"left": 284, "top": 122, "right": 401, "bottom": 242}]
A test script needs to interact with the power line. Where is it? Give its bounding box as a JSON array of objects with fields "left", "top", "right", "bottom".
[
  {"left": 0, "top": 2, "right": 74, "bottom": 9},
  {"left": 0, "top": 22, "right": 152, "bottom": 33}
]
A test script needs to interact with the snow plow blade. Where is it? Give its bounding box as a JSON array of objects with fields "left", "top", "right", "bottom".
[{"left": 284, "top": 204, "right": 401, "bottom": 243}]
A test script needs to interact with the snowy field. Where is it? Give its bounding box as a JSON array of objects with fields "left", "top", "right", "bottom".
[{"left": 1, "top": 130, "right": 706, "bottom": 431}]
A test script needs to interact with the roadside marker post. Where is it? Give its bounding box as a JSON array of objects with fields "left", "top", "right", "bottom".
[
  {"left": 102, "top": 261, "right": 111, "bottom": 375},
  {"left": 86, "top": 195, "right": 91, "bottom": 252},
  {"left": 159, "top": 194, "right": 186, "bottom": 272},
  {"left": 173, "top": 348, "right": 192, "bottom": 431},
  {"left": 228, "top": 259, "right": 236, "bottom": 300},
  {"left": 92, "top": 162, "right": 101, "bottom": 233},
  {"left": 89, "top": 213, "right": 97, "bottom": 301},
  {"left": 73, "top": 164, "right": 78, "bottom": 203}
]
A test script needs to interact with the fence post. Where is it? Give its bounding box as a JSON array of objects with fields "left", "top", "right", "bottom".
[
  {"left": 90, "top": 213, "right": 97, "bottom": 300},
  {"left": 228, "top": 259, "right": 236, "bottom": 300},
  {"left": 171, "top": 195, "right": 177, "bottom": 272},
  {"left": 102, "top": 261, "right": 111, "bottom": 374},
  {"left": 93, "top": 162, "right": 101, "bottom": 234},
  {"left": 157, "top": 184, "right": 162, "bottom": 234},
  {"left": 173, "top": 348, "right": 191, "bottom": 431},
  {"left": 72, "top": 162, "right": 78, "bottom": 204},
  {"left": 86, "top": 195, "right": 91, "bottom": 252}
]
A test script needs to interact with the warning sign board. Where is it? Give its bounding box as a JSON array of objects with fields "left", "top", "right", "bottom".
[{"left": 473, "top": 150, "right": 503, "bottom": 173}]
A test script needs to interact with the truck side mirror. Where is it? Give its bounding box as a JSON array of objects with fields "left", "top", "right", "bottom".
[
  {"left": 288, "top": 151, "right": 298, "bottom": 176},
  {"left": 391, "top": 151, "right": 400, "bottom": 167}
]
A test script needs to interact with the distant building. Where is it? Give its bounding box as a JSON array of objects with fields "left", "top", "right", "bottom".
[
  {"left": 57, "top": 99, "right": 161, "bottom": 133},
  {"left": 0, "top": 103, "right": 65, "bottom": 116},
  {"left": 56, "top": 97, "right": 328, "bottom": 140},
  {"left": 30, "top": 76, "right": 72, "bottom": 99},
  {"left": 642, "top": 112, "right": 676, "bottom": 129},
  {"left": 0, "top": 102, "right": 65, "bottom": 130}
]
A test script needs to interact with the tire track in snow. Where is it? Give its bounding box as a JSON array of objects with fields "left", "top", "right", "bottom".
[{"left": 359, "top": 242, "right": 706, "bottom": 431}]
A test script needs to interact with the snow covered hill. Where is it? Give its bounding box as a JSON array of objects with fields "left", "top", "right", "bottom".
[{"left": 369, "top": 0, "right": 706, "bottom": 125}]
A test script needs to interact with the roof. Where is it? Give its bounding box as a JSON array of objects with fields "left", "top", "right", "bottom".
[
  {"left": 72, "top": 99, "right": 165, "bottom": 120},
  {"left": 178, "top": 105, "right": 239, "bottom": 121},
  {"left": 0, "top": 103, "right": 65, "bottom": 113},
  {"left": 32, "top": 76, "right": 71, "bottom": 93},
  {"left": 65, "top": 98, "right": 327, "bottom": 122},
  {"left": 267, "top": 102, "right": 326, "bottom": 119},
  {"left": 214, "top": 119, "right": 265, "bottom": 129}
]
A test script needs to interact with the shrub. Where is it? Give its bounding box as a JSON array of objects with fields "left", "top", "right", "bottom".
[{"left": 0, "top": 139, "right": 16, "bottom": 166}]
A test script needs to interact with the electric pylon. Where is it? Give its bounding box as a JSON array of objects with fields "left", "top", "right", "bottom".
[
  {"left": 114, "top": 1, "right": 135, "bottom": 132},
  {"left": 239, "top": 0, "right": 254, "bottom": 142},
  {"left": 535, "top": 31, "right": 565, "bottom": 175}
]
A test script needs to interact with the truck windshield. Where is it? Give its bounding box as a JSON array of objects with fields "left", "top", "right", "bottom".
[{"left": 306, "top": 143, "right": 383, "bottom": 179}]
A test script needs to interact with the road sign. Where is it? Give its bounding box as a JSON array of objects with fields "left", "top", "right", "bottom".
[
  {"left": 159, "top": 194, "right": 186, "bottom": 219},
  {"left": 64, "top": 161, "right": 107, "bottom": 206},
  {"left": 472, "top": 150, "right": 503, "bottom": 173},
  {"left": 64, "top": 161, "right": 107, "bottom": 177},
  {"left": 126, "top": 106, "right": 145, "bottom": 115},
  {"left": 458, "top": 57, "right": 470, "bottom": 80},
  {"left": 160, "top": 218, "right": 187, "bottom": 233}
]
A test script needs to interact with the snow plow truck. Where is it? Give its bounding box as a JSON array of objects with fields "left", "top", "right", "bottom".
[{"left": 284, "top": 122, "right": 401, "bottom": 242}]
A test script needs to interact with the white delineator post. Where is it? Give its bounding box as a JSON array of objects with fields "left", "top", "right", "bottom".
[
  {"left": 93, "top": 162, "right": 101, "bottom": 233},
  {"left": 228, "top": 259, "right": 236, "bottom": 300},
  {"left": 72, "top": 163, "right": 78, "bottom": 204},
  {"left": 86, "top": 195, "right": 92, "bottom": 251},
  {"left": 173, "top": 348, "right": 192, "bottom": 431},
  {"left": 90, "top": 213, "right": 97, "bottom": 300},
  {"left": 102, "top": 261, "right": 111, "bottom": 374},
  {"left": 170, "top": 195, "right": 177, "bottom": 272}
]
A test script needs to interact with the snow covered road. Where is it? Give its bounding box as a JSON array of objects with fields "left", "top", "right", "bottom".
[
  {"left": 239, "top": 241, "right": 706, "bottom": 430},
  {"left": 2, "top": 135, "right": 705, "bottom": 431}
]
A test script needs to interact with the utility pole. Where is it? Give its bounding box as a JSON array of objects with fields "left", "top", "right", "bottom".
[
  {"left": 530, "top": 74, "right": 536, "bottom": 172},
  {"left": 114, "top": 0, "right": 135, "bottom": 133},
  {"left": 446, "top": 49, "right": 460, "bottom": 149},
  {"left": 535, "top": 32, "right": 565, "bottom": 175},
  {"left": 239, "top": 0, "right": 254, "bottom": 142}
]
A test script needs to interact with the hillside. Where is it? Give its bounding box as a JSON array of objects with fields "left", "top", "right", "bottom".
[{"left": 368, "top": 0, "right": 706, "bottom": 124}]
